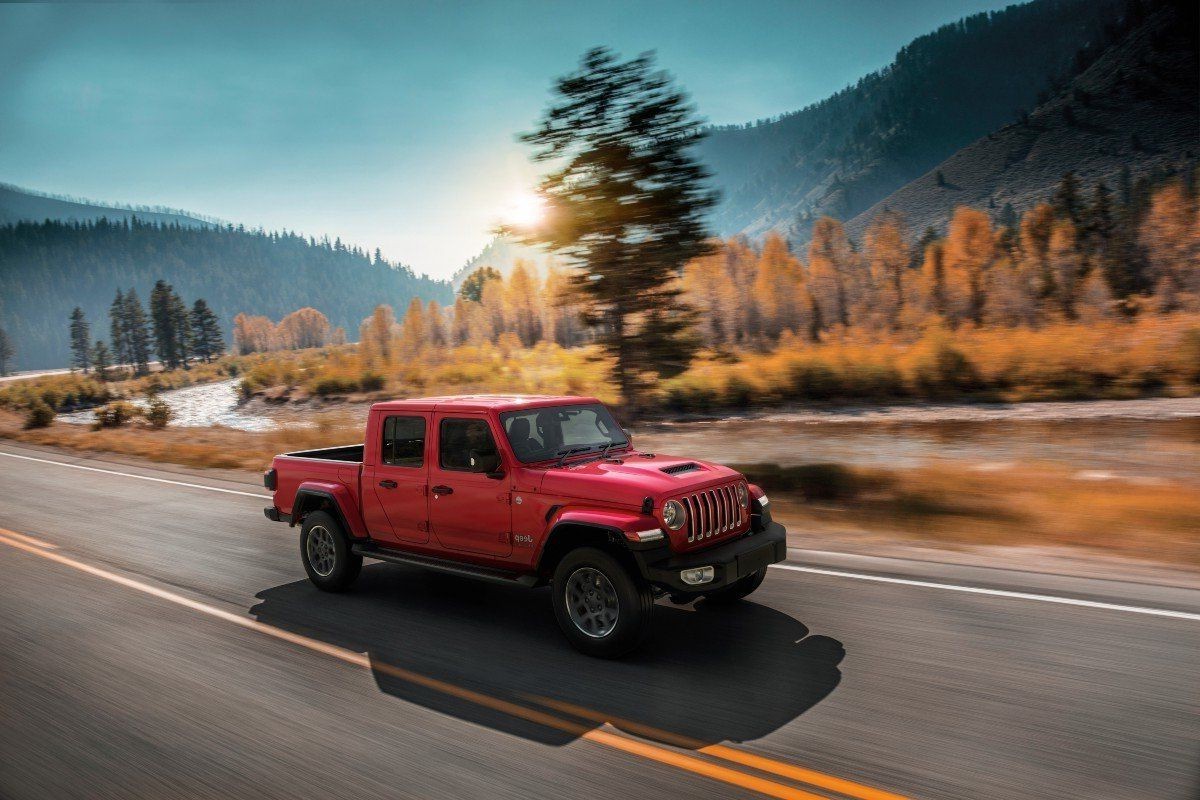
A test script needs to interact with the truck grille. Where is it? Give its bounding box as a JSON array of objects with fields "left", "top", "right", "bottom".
[{"left": 682, "top": 484, "right": 744, "bottom": 543}]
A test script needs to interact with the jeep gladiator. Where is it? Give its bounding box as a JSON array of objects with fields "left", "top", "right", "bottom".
[{"left": 263, "top": 395, "right": 786, "bottom": 657}]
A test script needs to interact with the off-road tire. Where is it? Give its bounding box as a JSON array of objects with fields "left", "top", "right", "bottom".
[
  {"left": 703, "top": 567, "right": 767, "bottom": 605},
  {"left": 552, "top": 547, "right": 653, "bottom": 658},
  {"left": 300, "top": 510, "right": 362, "bottom": 592}
]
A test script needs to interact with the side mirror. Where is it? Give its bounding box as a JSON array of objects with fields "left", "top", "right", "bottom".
[{"left": 469, "top": 450, "right": 502, "bottom": 478}]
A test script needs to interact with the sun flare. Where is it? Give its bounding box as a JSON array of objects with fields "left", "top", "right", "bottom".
[{"left": 498, "top": 189, "right": 546, "bottom": 229}]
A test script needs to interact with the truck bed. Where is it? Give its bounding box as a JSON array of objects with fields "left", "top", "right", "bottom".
[{"left": 283, "top": 444, "right": 364, "bottom": 463}]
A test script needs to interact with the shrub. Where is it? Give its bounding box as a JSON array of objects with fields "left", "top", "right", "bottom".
[
  {"left": 94, "top": 401, "right": 140, "bottom": 428},
  {"left": 311, "top": 375, "right": 359, "bottom": 396},
  {"left": 1179, "top": 328, "right": 1200, "bottom": 384},
  {"left": 358, "top": 372, "right": 386, "bottom": 392},
  {"left": 723, "top": 374, "right": 756, "bottom": 407},
  {"left": 911, "top": 338, "right": 982, "bottom": 398},
  {"left": 732, "top": 462, "right": 880, "bottom": 502},
  {"left": 144, "top": 396, "right": 172, "bottom": 428},
  {"left": 786, "top": 358, "right": 842, "bottom": 400},
  {"left": 24, "top": 400, "right": 55, "bottom": 429}
]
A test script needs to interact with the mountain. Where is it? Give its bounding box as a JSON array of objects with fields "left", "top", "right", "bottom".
[
  {"left": 0, "top": 183, "right": 218, "bottom": 229},
  {"left": 697, "top": 0, "right": 1129, "bottom": 243},
  {"left": 846, "top": 0, "right": 1199, "bottom": 239},
  {"left": 0, "top": 218, "right": 452, "bottom": 370},
  {"left": 450, "top": 235, "right": 555, "bottom": 289}
]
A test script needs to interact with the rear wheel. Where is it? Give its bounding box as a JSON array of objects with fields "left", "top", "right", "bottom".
[
  {"left": 702, "top": 567, "right": 767, "bottom": 605},
  {"left": 300, "top": 510, "right": 362, "bottom": 592},
  {"left": 552, "top": 547, "right": 653, "bottom": 658}
]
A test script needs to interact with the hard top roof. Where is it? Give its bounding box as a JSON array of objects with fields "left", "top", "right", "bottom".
[{"left": 370, "top": 394, "right": 603, "bottom": 413}]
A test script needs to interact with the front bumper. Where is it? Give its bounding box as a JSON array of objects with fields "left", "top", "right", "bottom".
[{"left": 631, "top": 521, "right": 787, "bottom": 593}]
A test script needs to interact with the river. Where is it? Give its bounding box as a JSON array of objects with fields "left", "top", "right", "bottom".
[{"left": 58, "top": 379, "right": 1200, "bottom": 480}]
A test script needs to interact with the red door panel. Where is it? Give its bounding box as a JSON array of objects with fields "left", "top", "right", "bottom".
[{"left": 428, "top": 414, "right": 512, "bottom": 557}]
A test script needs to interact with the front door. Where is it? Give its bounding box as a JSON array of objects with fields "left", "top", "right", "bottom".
[
  {"left": 428, "top": 414, "right": 512, "bottom": 557},
  {"left": 363, "top": 413, "right": 430, "bottom": 545}
]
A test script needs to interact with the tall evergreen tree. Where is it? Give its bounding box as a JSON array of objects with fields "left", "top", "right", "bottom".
[
  {"left": 517, "top": 47, "right": 716, "bottom": 409},
  {"left": 189, "top": 298, "right": 225, "bottom": 362},
  {"left": 149, "top": 279, "right": 180, "bottom": 368},
  {"left": 90, "top": 339, "right": 111, "bottom": 381},
  {"left": 109, "top": 289, "right": 129, "bottom": 367},
  {"left": 169, "top": 289, "right": 193, "bottom": 367},
  {"left": 0, "top": 326, "right": 14, "bottom": 375},
  {"left": 123, "top": 288, "right": 152, "bottom": 375},
  {"left": 69, "top": 307, "right": 91, "bottom": 373},
  {"left": 1053, "top": 171, "right": 1083, "bottom": 227}
]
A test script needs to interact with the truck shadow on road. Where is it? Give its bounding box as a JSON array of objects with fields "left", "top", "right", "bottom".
[{"left": 250, "top": 564, "right": 844, "bottom": 748}]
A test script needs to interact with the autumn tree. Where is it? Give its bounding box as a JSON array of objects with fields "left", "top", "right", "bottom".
[
  {"left": 277, "top": 307, "right": 330, "bottom": 350},
  {"left": 1141, "top": 182, "right": 1200, "bottom": 310},
  {"left": 863, "top": 213, "right": 910, "bottom": 329},
  {"left": 943, "top": 207, "right": 995, "bottom": 325},
  {"left": 516, "top": 47, "right": 716, "bottom": 409},
  {"left": 398, "top": 297, "right": 427, "bottom": 357},
  {"left": 808, "top": 217, "right": 854, "bottom": 331},
  {"left": 754, "top": 233, "right": 804, "bottom": 339}
]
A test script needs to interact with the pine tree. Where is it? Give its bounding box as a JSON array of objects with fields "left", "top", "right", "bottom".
[
  {"left": 189, "top": 298, "right": 225, "bottom": 362},
  {"left": 91, "top": 339, "right": 112, "bottom": 381},
  {"left": 459, "top": 267, "right": 501, "bottom": 303},
  {"left": 149, "top": 280, "right": 179, "bottom": 369},
  {"left": 69, "top": 307, "right": 91, "bottom": 372},
  {"left": 517, "top": 47, "right": 716, "bottom": 408},
  {"left": 109, "top": 289, "right": 129, "bottom": 367},
  {"left": 1053, "top": 172, "right": 1083, "bottom": 227},
  {"left": 123, "top": 289, "right": 152, "bottom": 375},
  {"left": 0, "top": 326, "right": 14, "bottom": 375},
  {"left": 169, "top": 290, "right": 192, "bottom": 367}
]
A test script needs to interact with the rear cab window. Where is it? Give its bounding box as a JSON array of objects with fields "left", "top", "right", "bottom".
[{"left": 381, "top": 416, "right": 426, "bottom": 467}]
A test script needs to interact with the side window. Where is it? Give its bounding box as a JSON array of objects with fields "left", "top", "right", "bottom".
[
  {"left": 439, "top": 417, "right": 497, "bottom": 472},
  {"left": 381, "top": 416, "right": 426, "bottom": 467}
]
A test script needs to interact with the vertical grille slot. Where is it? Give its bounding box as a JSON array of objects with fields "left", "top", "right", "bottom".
[{"left": 680, "top": 483, "right": 744, "bottom": 543}]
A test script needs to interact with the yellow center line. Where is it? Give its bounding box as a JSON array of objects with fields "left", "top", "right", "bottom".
[
  {"left": 527, "top": 695, "right": 910, "bottom": 800},
  {"left": 0, "top": 531, "right": 851, "bottom": 800},
  {"left": 0, "top": 528, "right": 58, "bottom": 549}
]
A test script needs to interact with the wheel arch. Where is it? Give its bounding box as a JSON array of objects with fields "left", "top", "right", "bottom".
[{"left": 537, "top": 521, "right": 638, "bottom": 581}]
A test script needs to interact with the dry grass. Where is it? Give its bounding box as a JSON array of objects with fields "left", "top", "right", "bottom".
[
  {"left": 0, "top": 410, "right": 359, "bottom": 472},
  {"left": 746, "top": 461, "right": 1200, "bottom": 566}
]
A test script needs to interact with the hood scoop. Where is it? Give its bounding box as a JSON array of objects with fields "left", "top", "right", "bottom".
[{"left": 660, "top": 462, "right": 701, "bottom": 476}]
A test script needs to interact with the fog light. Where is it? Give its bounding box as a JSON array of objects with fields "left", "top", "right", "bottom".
[{"left": 680, "top": 566, "right": 715, "bottom": 585}]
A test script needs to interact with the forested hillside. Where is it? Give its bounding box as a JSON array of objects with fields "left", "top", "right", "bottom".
[
  {"left": 698, "top": 0, "right": 1127, "bottom": 242},
  {"left": 0, "top": 183, "right": 217, "bottom": 229},
  {"left": 847, "top": 0, "right": 1198, "bottom": 240},
  {"left": 0, "top": 219, "right": 451, "bottom": 369}
]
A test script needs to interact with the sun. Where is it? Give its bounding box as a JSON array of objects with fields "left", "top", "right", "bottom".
[{"left": 498, "top": 189, "right": 547, "bottom": 229}]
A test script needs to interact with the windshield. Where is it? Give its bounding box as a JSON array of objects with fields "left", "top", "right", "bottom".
[{"left": 500, "top": 403, "right": 629, "bottom": 464}]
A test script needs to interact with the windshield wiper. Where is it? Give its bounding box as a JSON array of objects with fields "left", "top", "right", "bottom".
[{"left": 555, "top": 446, "right": 592, "bottom": 467}]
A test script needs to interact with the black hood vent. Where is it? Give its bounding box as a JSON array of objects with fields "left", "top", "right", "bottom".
[{"left": 660, "top": 462, "right": 700, "bottom": 476}]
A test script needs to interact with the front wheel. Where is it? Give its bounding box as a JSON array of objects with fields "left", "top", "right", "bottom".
[
  {"left": 552, "top": 547, "right": 653, "bottom": 658},
  {"left": 300, "top": 510, "right": 362, "bottom": 592},
  {"left": 702, "top": 567, "right": 767, "bottom": 605}
]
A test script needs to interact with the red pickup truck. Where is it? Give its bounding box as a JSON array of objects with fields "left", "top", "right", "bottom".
[{"left": 263, "top": 395, "right": 786, "bottom": 657}]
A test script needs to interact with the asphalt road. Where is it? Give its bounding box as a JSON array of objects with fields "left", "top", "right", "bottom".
[{"left": 1, "top": 441, "right": 1197, "bottom": 800}]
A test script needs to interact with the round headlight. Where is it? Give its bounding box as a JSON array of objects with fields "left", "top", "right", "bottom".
[
  {"left": 736, "top": 482, "right": 749, "bottom": 506},
  {"left": 662, "top": 500, "right": 687, "bottom": 530}
]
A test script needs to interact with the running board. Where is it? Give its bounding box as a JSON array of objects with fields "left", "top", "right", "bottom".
[{"left": 351, "top": 543, "right": 539, "bottom": 587}]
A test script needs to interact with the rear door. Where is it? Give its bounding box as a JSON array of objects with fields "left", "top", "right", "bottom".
[
  {"left": 362, "top": 413, "right": 430, "bottom": 545},
  {"left": 428, "top": 413, "right": 512, "bottom": 557}
]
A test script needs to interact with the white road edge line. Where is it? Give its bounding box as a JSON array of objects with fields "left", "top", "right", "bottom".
[
  {"left": 3, "top": 449, "right": 1196, "bottom": 621},
  {"left": 0, "top": 450, "right": 269, "bottom": 499},
  {"left": 769, "top": 563, "right": 1200, "bottom": 621}
]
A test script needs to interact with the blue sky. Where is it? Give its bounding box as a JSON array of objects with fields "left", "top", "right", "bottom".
[{"left": 0, "top": 0, "right": 1013, "bottom": 278}]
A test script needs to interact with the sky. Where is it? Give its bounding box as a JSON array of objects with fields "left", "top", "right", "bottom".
[{"left": 0, "top": 0, "right": 1015, "bottom": 279}]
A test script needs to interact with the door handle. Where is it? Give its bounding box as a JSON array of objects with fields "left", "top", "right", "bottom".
[
  {"left": 378, "top": 480, "right": 397, "bottom": 489},
  {"left": 432, "top": 485, "right": 453, "bottom": 495}
]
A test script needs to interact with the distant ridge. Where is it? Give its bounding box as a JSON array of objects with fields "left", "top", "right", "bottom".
[
  {"left": 0, "top": 182, "right": 222, "bottom": 229},
  {"left": 846, "top": 0, "right": 1199, "bottom": 239}
]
